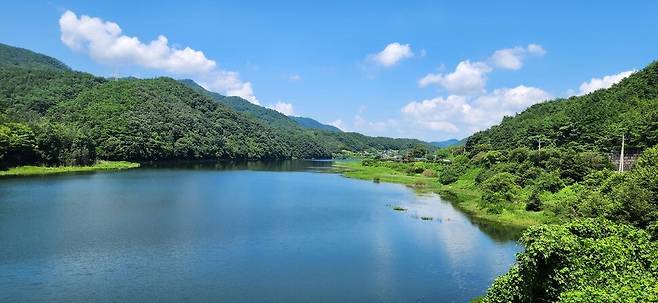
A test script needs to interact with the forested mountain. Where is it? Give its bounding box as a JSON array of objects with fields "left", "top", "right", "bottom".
[
  {"left": 180, "top": 79, "right": 343, "bottom": 132},
  {"left": 290, "top": 116, "right": 342, "bottom": 132},
  {"left": 178, "top": 78, "right": 430, "bottom": 153},
  {"left": 0, "top": 43, "right": 430, "bottom": 168},
  {"left": 431, "top": 138, "right": 463, "bottom": 148},
  {"left": 467, "top": 62, "right": 658, "bottom": 153},
  {"left": 0, "top": 43, "right": 70, "bottom": 71}
]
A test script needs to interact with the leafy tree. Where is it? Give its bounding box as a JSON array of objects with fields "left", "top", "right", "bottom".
[{"left": 483, "top": 219, "right": 658, "bottom": 303}]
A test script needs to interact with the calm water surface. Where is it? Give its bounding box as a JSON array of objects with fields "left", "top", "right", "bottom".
[{"left": 0, "top": 161, "right": 521, "bottom": 302}]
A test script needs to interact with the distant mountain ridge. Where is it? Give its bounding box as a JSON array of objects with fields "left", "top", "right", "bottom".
[
  {"left": 290, "top": 116, "right": 342, "bottom": 132},
  {"left": 430, "top": 138, "right": 464, "bottom": 148},
  {"left": 179, "top": 79, "right": 341, "bottom": 132}
]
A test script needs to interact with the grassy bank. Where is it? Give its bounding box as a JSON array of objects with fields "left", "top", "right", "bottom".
[
  {"left": 334, "top": 161, "right": 553, "bottom": 229},
  {"left": 0, "top": 161, "right": 140, "bottom": 177}
]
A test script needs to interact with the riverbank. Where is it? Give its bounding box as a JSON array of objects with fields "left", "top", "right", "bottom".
[
  {"left": 0, "top": 161, "right": 140, "bottom": 177},
  {"left": 334, "top": 161, "right": 553, "bottom": 229}
]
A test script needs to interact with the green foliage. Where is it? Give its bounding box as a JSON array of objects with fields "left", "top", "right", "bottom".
[
  {"left": 438, "top": 155, "right": 470, "bottom": 185},
  {"left": 483, "top": 219, "right": 658, "bottom": 303},
  {"left": 467, "top": 61, "right": 658, "bottom": 153},
  {"left": 0, "top": 122, "right": 38, "bottom": 167},
  {"left": 480, "top": 172, "right": 522, "bottom": 213},
  {"left": 0, "top": 43, "right": 433, "bottom": 169},
  {"left": 0, "top": 43, "right": 70, "bottom": 71},
  {"left": 542, "top": 146, "right": 658, "bottom": 235},
  {"left": 181, "top": 78, "right": 432, "bottom": 155},
  {"left": 289, "top": 116, "right": 342, "bottom": 132},
  {"left": 421, "top": 169, "right": 437, "bottom": 177}
]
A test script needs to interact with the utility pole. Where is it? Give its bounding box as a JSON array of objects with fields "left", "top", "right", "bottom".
[
  {"left": 619, "top": 133, "right": 625, "bottom": 172},
  {"left": 538, "top": 139, "right": 541, "bottom": 151}
]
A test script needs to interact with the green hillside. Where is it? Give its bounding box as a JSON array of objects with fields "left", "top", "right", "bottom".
[
  {"left": 0, "top": 43, "right": 70, "bottom": 71},
  {"left": 290, "top": 116, "right": 342, "bottom": 132},
  {"left": 0, "top": 43, "right": 430, "bottom": 168},
  {"left": 467, "top": 62, "right": 658, "bottom": 153},
  {"left": 178, "top": 78, "right": 431, "bottom": 153}
]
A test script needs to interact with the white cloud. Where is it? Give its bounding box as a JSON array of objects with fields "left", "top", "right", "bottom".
[
  {"left": 578, "top": 70, "right": 635, "bottom": 95},
  {"left": 490, "top": 44, "right": 546, "bottom": 70},
  {"left": 289, "top": 74, "right": 301, "bottom": 81},
  {"left": 328, "top": 119, "right": 346, "bottom": 131},
  {"left": 402, "top": 85, "right": 551, "bottom": 136},
  {"left": 354, "top": 115, "right": 399, "bottom": 133},
  {"left": 369, "top": 42, "right": 414, "bottom": 67},
  {"left": 268, "top": 102, "right": 294, "bottom": 116},
  {"left": 59, "top": 10, "right": 258, "bottom": 103},
  {"left": 419, "top": 60, "right": 492, "bottom": 95}
]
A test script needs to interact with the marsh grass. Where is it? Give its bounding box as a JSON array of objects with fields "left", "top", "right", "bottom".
[
  {"left": 335, "top": 160, "right": 553, "bottom": 229},
  {"left": 0, "top": 161, "right": 140, "bottom": 177}
]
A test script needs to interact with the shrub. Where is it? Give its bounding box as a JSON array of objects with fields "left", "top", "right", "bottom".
[
  {"left": 483, "top": 219, "right": 658, "bottom": 303},
  {"left": 421, "top": 169, "right": 437, "bottom": 177},
  {"left": 481, "top": 172, "right": 521, "bottom": 205},
  {"left": 533, "top": 171, "right": 565, "bottom": 193},
  {"left": 439, "top": 166, "right": 461, "bottom": 184}
]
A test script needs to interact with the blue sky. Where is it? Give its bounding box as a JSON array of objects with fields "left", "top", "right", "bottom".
[{"left": 2, "top": 1, "right": 657, "bottom": 141}]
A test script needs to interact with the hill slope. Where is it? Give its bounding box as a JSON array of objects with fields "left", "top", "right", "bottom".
[
  {"left": 0, "top": 43, "right": 70, "bottom": 71},
  {"left": 466, "top": 61, "right": 658, "bottom": 153},
  {"left": 290, "top": 116, "right": 342, "bottom": 132},
  {"left": 178, "top": 79, "right": 431, "bottom": 153},
  {"left": 1, "top": 43, "right": 430, "bottom": 167}
]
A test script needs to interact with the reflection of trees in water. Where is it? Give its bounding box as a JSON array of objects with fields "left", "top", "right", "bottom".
[
  {"left": 141, "top": 159, "right": 335, "bottom": 172},
  {"left": 469, "top": 218, "right": 523, "bottom": 242}
]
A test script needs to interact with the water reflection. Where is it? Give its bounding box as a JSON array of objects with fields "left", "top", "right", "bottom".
[
  {"left": 141, "top": 159, "right": 335, "bottom": 172},
  {"left": 0, "top": 160, "right": 520, "bottom": 302}
]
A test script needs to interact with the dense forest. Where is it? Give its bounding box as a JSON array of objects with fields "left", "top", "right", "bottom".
[
  {"left": 0, "top": 43, "right": 430, "bottom": 168},
  {"left": 179, "top": 78, "right": 425, "bottom": 153},
  {"left": 466, "top": 61, "right": 658, "bottom": 153}
]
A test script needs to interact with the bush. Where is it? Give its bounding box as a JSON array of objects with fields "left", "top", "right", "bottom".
[
  {"left": 481, "top": 172, "right": 521, "bottom": 206},
  {"left": 483, "top": 219, "right": 658, "bottom": 303},
  {"left": 421, "top": 169, "right": 437, "bottom": 177},
  {"left": 533, "top": 171, "right": 565, "bottom": 193},
  {"left": 439, "top": 165, "right": 461, "bottom": 184},
  {"left": 525, "top": 190, "right": 542, "bottom": 211}
]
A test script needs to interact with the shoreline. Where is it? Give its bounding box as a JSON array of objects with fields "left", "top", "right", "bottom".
[
  {"left": 333, "top": 161, "right": 552, "bottom": 230},
  {"left": 0, "top": 161, "right": 140, "bottom": 177}
]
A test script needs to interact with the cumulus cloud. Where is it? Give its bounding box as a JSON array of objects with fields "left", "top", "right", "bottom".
[
  {"left": 369, "top": 42, "right": 414, "bottom": 67},
  {"left": 268, "top": 102, "right": 294, "bottom": 116},
  {"left": 578, "top": 70, "right": 635, "bottom": 95},
  {"left": 419, "top": 60, "right": 492, "bottom": 95},
  {"left": 402, "top": 85, "right": 552, "bottom": 136},
  {"left": 490, "top": 44, "right": 546, "bottom": 70},
  {"left": 59, "top": 10, "right": 258, "bottom": 103},
  {"left": 354, "top": 115, "right": 399, "bottom": 133}
]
